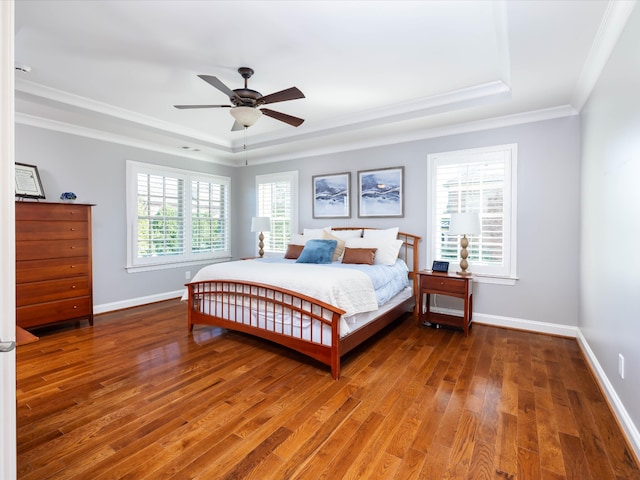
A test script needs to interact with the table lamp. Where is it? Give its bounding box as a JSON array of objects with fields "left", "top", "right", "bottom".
[
  {"left": 448, "top": 212, "right": 480, "bottom": 276},
  {"left": 251, "top": 216, "right": 271, "bottom": 257}
]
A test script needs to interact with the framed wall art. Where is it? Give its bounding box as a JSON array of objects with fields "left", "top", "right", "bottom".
[
  {"left": 312, "top": 172, "right": 351, "bottom": 218},
  {"left": 358, "top": 166, "right": 404, "bottom": 218},
  {"left": 15, "top": 162, "right": 46, "bottom": 199}
]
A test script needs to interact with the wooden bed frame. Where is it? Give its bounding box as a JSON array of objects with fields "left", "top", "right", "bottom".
[{"left": 186, "top": 229, "right": 421, "bottom": 379}]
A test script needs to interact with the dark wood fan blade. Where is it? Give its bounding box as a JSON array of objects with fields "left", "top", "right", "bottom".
[
  {"left": 261, "top": 108, "right": 305, "bottom": 127},
  {"left": 260, "top": 87, "right": 305, "bottom": 105},
  {"left": 198, "top": 75, "right": 242, "bottom": 101},
  {"left": 231, "top": 121, "right": 244, "bottom": 131},
  {"left": 174, "top": 104, "right": 231, "bottom": 109}
]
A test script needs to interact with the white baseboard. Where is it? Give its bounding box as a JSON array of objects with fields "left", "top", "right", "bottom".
[
  {"left": 430, "top": 306, "right": 579, "bottom": 337},
  {"left": 93, "top": 290, "right": 183, "bottom": 315},
  {"left": 472, "top": 311, "right": 579, "bottom": 337},
  {"left": 576, "top": 329, "right": 640, "bottom": 462}
]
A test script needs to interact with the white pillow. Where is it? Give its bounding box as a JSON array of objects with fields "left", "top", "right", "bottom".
[
  {"left": 363, "top": 227, "right": 399, "bottom": 241},
  {"left": 345, "top": 237, "right": 403, "bottom": 266},
  {"left": 289, "top": 234, "right": 308, "bottom": 245},
  {"left": 303, "top": 226, "right": 332, "bottom": 239},
  {"left": 330, "top": 229, "right": 362, "bottom": 240}
]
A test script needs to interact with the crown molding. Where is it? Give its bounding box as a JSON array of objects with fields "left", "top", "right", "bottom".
[
  {"left": 16, "top": 77, "right": 515, "bottom": 161},
  {"left": 572, "top": 0, "right": 637, "bottom": 111},
  {"left": 244, "top": 104, "right": 579, "bottom": 167},
  {"left": 239, "top": 80, "right": 512, "bottom": 152},
  {"left": 15, "top": 112, "right": 237, "bottom": 166},
  {"left": 15, "top": 79, "right": 231, "bottom": 148},
  {"left": 17, "top": 103, "right": 577, "bottom": 169}
]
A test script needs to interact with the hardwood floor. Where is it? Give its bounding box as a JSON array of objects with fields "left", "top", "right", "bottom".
[{"left": 16, "top": 299, "right": 640, "bottom": 479}]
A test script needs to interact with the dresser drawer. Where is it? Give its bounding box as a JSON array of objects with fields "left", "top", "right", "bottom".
[
  {"left": 16, "top": 203, "right": 89, "bottom": 222},
  {"left": 16, "top": 239, "right": 89, "bottom": 261},
  {"left": 16, "top": 277, "right": 90, "bottom": 307},
  {"left": 17, "top": 297, "right": 92, "bottom": 328},
  {"left": 16, "top": 257, "right": 89, "bottom": 283},
  {"left": 420, "top": 274, "right": 467, "bottom": 294},
  {"left": 16, "top": 220, "right": 88, "bottom": 241}
]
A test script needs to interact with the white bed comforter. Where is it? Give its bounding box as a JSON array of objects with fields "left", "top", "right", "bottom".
[{"left": 182, "top": 259, "right": 379, "bottom": 318}]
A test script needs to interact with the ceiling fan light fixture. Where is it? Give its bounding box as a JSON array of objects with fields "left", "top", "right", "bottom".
[{"left": 230, "top": 106, "right": 262, "bottom": 127}]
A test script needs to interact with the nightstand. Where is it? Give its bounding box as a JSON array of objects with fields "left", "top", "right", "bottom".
[{"left": 417, "top": 271, "right": 473, "bottom": 336}]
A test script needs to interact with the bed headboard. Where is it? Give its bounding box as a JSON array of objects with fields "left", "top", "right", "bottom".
[{"left": 331, "top": 227, "right": 422, "bottom": 296}]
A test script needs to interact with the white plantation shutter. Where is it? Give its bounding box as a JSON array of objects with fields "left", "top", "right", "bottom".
[
  {"left": 127, "top": 161, "right": 231, "bottom": 270},
  {"left": 256, "top": 171, "right": 298, "bottom": 254},
  {"left": 428, "top": 144, "right": 517, "bottom": 279},
  {"left": 191, "top": 177, "right": 229, "bottom": 254},
  {"left": 136, "top": 173, "right": 185, "bottom": 258}
]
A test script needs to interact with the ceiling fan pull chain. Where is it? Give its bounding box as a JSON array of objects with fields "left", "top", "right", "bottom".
[{"left": 244, "top": 127, "right": 248, "bottom": 166}]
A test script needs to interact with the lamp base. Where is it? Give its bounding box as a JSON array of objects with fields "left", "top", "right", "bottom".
[
  {"left": 258, "top": 232, "right": 265, "bottom": 258},
  {"left": 458, "top": 235, "right": 471, "bottom": 276}
]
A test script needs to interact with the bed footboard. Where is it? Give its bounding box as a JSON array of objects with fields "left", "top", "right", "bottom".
[{"left": 187, "top": 280, "right": 346, "bottom": 379}]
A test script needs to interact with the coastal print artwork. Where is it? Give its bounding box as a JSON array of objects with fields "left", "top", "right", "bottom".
[
  {"left": 358, "top": 167, "right": 404, "bottom": 217},
  {"left": 312, "top": 172, "right": 351, "bottom": 218}
]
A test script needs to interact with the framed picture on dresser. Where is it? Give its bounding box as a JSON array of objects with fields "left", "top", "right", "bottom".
[{"left": 15, "top": 162, "right": 45, "bottom": 199}]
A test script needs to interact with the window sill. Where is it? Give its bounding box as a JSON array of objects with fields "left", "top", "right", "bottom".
[
  {"left": 470, "top": 274, "right": 518, "bottom": 286},
  {"left": 126, "top": 256, "right": 231, "bottom": 273}
]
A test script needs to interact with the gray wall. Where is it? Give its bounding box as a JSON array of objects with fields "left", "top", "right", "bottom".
[
  {"left": 580, "top": 6, "right": 640, "bottom": 432},
  {"left": 16, "top": 113, "right": 581, "bottom": 328},
  {"left": 15, "top": 127, "right": 237, "bottom": 307},
  {"left": 239, "top": 116, "right": 581, "bottom": 327}
]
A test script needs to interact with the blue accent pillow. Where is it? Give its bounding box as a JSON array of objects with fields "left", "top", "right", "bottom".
[{"left": 296, "top": 239, "right": 338, "bottom": 264}]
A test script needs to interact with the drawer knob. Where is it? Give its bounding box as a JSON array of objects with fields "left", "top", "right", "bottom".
[
  {"left": 440, "top": 282, "right": 444, "bottom": 286},
  {"left": 70, "top": 228, "right": 76, "bottom": 231},
  {"left": 73, "top": 305, "right": 78, "bottom": 309},
  {"left": 71, "top": 285, "right": 76, "bottom": 289},
  {"left": 70, "top": 265, "right": 75, "bottom": 268},
  {"left": 70, "top": 246, "right": 75, "bottom": 249}
]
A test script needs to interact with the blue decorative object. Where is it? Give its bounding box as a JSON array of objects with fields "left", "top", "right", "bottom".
[
  {"left": 60, "top": 192, "right": 77, "bottom": 202},
  {"left": 295, "top": 239, "right": 337, "bottom": 264}
]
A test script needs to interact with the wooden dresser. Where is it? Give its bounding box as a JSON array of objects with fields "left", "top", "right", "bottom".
[{"left": 16, "top": 201, "right": 95, "bottom": 329}]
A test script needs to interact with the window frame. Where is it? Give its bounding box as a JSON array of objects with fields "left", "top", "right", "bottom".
[
  {"left": 255, "top": 170, "right": 299, "bottom": 256},
  {"left": 126, "top": 160, "right": 231, "bottom": 272},
  {"left": 426, "top": 144, "right": 518, "bottom": 285}
]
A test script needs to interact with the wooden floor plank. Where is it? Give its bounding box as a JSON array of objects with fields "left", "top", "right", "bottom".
[{"left": 14, "top": 299, "right": 640, "bottom": 479}]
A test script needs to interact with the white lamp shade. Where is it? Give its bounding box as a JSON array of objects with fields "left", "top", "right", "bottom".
[
  {"left": 449, "top": 213, "right": 481, "bottom": 235},
  {"left": 251, "top": 216, "right": 271, "bottom": 233},
  {"left": 230, "top": 106, "right": 262, "bottom": 127}
]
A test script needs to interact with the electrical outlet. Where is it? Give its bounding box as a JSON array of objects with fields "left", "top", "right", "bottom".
[
  {"left": 619, "top": 353, "right": 625, "bottom": 379},
  {"left": 185, "top": 271, "right": 191, "bottom": 280}
]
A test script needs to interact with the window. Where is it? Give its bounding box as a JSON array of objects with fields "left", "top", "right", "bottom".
[
  {"left": 256, "top": 171, "right": 298, "bottom": 255},
  {"left": 427, "top": 144, "right": 517, "bottom": 283},
  {"left": 126, "top": 161, "right": 230, "bottom": 271}
]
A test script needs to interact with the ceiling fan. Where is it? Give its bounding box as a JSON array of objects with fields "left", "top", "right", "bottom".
[{"left": 174, "top": 67, "right": 305, "bottom": 131}]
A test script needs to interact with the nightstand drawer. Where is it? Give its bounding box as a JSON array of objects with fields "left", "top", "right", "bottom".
[{"left": 420, "top": 275, "right": 467, "bottom": 294}]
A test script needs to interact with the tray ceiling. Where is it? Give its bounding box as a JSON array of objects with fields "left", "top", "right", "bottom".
[{"left": 14, "top": 1, "right": 632, "bottom": 165}]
